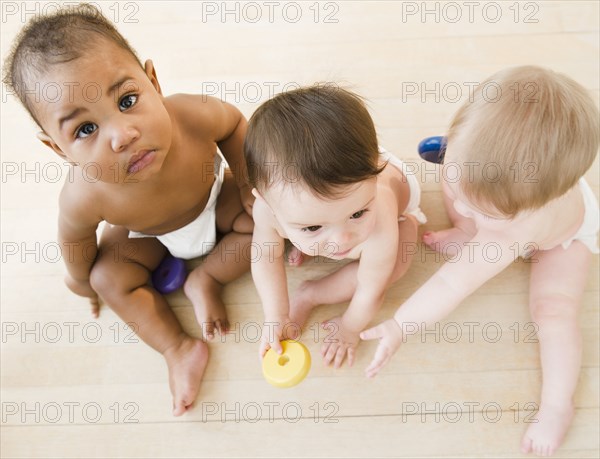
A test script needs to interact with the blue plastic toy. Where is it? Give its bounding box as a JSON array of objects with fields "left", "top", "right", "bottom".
[
  {"left": 417, "top": 136, "right": 447, "bottom": 164},
  {"left": 152, "top": 254, "right": 187, "bottom": 294}
]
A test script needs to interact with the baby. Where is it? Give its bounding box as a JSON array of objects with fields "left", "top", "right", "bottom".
[
  {"left": 244, "top": 85, "right": 426, "bottom": 367},
  {"left": 361, "top": 66, "right": 599, "bottom": 456},
  {"left": 3, "top": 5, "right": 254, "bottom": 415}
]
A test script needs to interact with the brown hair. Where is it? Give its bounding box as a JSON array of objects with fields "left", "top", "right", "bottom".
[
  {"left": 2, "top": 3, "right": 142, "bottom": 125},
  {"left": 244, "top": 84, "right": 384, "bottom": 199},
  {"left": 447, "top": 66, "right": 599, "bottom": 217}
]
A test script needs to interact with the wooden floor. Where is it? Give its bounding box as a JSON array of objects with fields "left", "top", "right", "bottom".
[{"left": 1, "top": 1, "right": 598, "bottom": 457}]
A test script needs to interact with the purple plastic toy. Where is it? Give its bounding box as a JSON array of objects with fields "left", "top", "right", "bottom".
[{"left": 152, "top": 254, "right": 187, "bottom": 295}]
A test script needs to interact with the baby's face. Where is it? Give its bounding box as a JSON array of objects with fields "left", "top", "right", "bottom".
[
  {"left": 32, "top": 38, "right": 172, "bottom": 184},
  {"left": 264, "top": 179, "right": 378, "bottom": 259},
  {"left": 443, "top": 169, "right": 515, "bottom": 231}
]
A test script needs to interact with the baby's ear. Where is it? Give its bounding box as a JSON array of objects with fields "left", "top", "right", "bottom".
[
  {"left": 144, "top": 59, "right": 162, "bottom": 95},
  {"left": 36, "top": 131, "right": 67, "bottom": 160},
  {"left": 251, "top": 188, "right": 262, "bottom": 200},
  {"left": 251, "top": 188, "right": 276, "bottom": 215}
]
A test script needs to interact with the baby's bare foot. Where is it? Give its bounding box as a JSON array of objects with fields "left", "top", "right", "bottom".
[
  {"left": 184, "top": 270, "right": 230, "bottom": 341},
  {"left": 164, "top": 335, "right": 209, "bottom": 417},
  {"left": 286, "top": 245, "right": 305, "bottom": 267},
  {"left": 520, "top": 402, "right": 574, "bottom": 457},
  {"left": 422, "top": 227, "right": 472, "bottom": 256},
  {"left": 289, "top": 281, "right": 318, "bottom": 330},
  {"left": 196, "top": 299, "right": 229, "bottom": 341}
]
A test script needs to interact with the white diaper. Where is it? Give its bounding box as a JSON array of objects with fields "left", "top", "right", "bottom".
[
  {"left": 561, "top": 177, "right": 599, "bottom": 254},
  {"left": 379, "top": 147, "right": 427, "bottom": 225},
  {"left": 129, "top": 152, "right": 227, "bottom": 259}
]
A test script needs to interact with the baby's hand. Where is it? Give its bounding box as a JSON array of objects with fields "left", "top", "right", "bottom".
[
  {"left": 64, "top": 275, "right": 101, "bottom": 318},
  {"left": 321, "top": 316, "right": 360, "bottom": 368},
  {"left": 360, "top": 319, "right": 404, "bottom": 378},
  {"left": 259, "top": 315, "right": 300, "bottom": 358}
]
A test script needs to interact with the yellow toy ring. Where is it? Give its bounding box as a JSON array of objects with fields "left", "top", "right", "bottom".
[{"left": 262, "top": 340, "right": 311, "bottom": 388}]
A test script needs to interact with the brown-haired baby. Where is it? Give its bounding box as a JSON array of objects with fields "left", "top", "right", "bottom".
[
  {"left": 3, "top": 4, "right": 254, "bottom": 416},
  {"left": 361, "top": 66, "right": 599, "bottom": 456},
  {"left": 245, "top": 84, "right": 426, "bottom": 368}
]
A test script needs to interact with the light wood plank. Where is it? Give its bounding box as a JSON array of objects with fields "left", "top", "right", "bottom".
[{"left": 1, "top": 1, "right": 598, "bottom": 458}]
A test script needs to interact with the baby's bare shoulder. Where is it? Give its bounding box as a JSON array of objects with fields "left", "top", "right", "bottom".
[
  {"left": 166, "top": 94, "right": 239, "bottom": 140},
  {"left": 58, "top": 179, "right": 103, "bottom": 228},
  {"left": 253, "top": 196, "right": 286, "bottom": 238},
  {"left": 376, "top": 184, "right": 403, "bottom": 221}
]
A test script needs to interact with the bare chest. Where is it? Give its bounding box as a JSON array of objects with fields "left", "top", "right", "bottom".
[{"left": 99, "top": 150, "right": 219, "bottom": 234}]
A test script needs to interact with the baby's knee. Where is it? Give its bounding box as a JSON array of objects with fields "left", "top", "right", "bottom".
[
  {"left": 232, "top": 211, "right": 254, "bottom": 234},
  {"left": 89, "top": 258, "right": 116, "bottom": 298},
  {"left": 89, "top": 255, "right": 143, "bottom": 301}
]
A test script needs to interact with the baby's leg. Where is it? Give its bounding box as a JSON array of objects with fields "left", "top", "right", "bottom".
[
  {"left": 290, "top": 216, "right": 418, "bottom": 328},
  {"left": 90, "top": 225, "right": 207, "bottom": 417},
  {"left": 423, "top": 180, "right": 476, "bottom": 255},
  {"left": 184, "top": 172, "right": 252, "bottom": 340},
  {"left": 520, "top": 241, "right": 591, "bottom": 456}
]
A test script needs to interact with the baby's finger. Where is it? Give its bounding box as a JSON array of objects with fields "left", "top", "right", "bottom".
[
  {"left": 285, "top": 323, "right": 301, "bottom": 341},
  {"left": 365, "top": 345, "right": 391, "bottom": 378},
  {"left": 360, "top": 323, "right": 385, "bottom": 341},
  {"left": 320, "top": 341, "right": 330, "bottom": 358},
  {"left": 215, "top": 319, "right": 229, "bottom": 336},
  {"left": 270, "top": 337, "right": 283, "bottom": 355},
  {"left": 365, "top": 358, "right": 386, "bottom": 378},
  {"left": 323, "top": 343, "right": 338, "bottom": 366},
  {"left": 333, "top": 346, "right": 346, "bottom": 369},
  {"left": 204, "top": 322, "right": 215, "bottom": 341},
  {"left": 347, "top": 347, "right": 356, "bottom": 367},
  {"left": 259, "top": 339, "right": 270, "bottom": 358},
  {"left": 90, "top": 298, "right": 100, "bottom": 318}
]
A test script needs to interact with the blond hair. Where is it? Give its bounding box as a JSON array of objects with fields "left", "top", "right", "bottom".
[{"left": 447, "top": 66, "right": 599, "bottom": 217}]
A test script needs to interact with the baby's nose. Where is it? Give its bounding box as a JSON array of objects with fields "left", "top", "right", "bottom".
[
  {"left": 110, "top": 125, "right": 139, "bottom": 152},
  {"left": 333, "top": 230, "right": 353, "bottom": 247}
]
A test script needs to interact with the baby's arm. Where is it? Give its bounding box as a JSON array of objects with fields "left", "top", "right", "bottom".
[
  {"left": 58, "top": 186, "right": 101, "bottom": 315},
  {"left": 322, "top": 215, "right": 399, "bottom": 367},
  {"left": 176, "top": 95, "right": 252, "bottom": 214},
  {"left": 200, "top": 97, "right": 252, "bottom": 215},
  {"left": 251, "top": 193, "right": 295, "bottom": 355},
  {"left": 361, "top": 229, "right": 524, "bottom": 377}
]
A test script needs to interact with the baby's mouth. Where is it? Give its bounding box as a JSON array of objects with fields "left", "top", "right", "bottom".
[
  {"left": 127, "top": 150, "right": 156, "bottom": 174},
  {"left": 332, "top": 247, "right": 352, "bottom": 257}
]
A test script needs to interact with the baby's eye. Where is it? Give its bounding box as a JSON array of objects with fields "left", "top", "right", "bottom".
[
  {"left": 301, "top": 225, "right": 322, "bottom": 233},
  {"left": 119, "top": 94, "right": 138, "bottom": 111},
  {"left": 75, "top": 123, "right": 97, "bottom": 139},
  {"left": 351, "top": 209, "right": 367, "bottom": 219}
]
